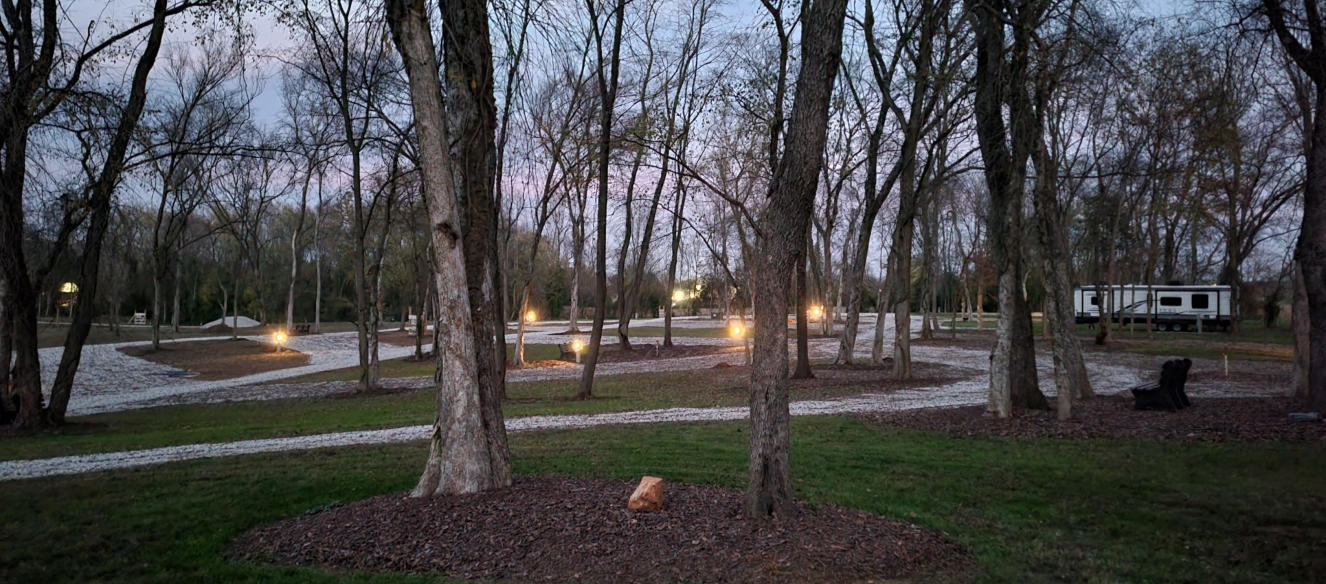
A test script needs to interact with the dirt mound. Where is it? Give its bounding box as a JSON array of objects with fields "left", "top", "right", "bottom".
[
  {"left": 867, "top": 396, "right": 1326, "bottom": 442},
  {"left": 231, "top": 476, "right": 973, "bottom": 583}
]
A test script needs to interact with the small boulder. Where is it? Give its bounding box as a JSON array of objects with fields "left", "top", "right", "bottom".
[{"left": 628, "top": 476, "right": 664, "bottom": 511}]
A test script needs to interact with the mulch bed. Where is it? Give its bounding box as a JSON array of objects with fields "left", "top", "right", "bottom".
[
  {"left": 866, "top": 396, "right": 1326, "bottom": 442},
  {"left": 793, "top": 360, "right": 982, "bottom": 392},
  {"left": 595, "top": 343, "right": 736, "bottom": 364},
  {"left": 230, "top": 476, "right": 973, "bottom": 583},
  {"left": 118, "top": 339, "right": 310, "bottom": 381}
]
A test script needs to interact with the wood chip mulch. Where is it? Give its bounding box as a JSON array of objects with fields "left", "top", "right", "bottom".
[
  {"left": 595, "top": 343, "right": 736, "bottom": 363},
  {"left": 866, "top": 396, "right": 1326, "bottom": 442},
  {"left": 230, "top": 476, "right": 974, "bottom": 583}
]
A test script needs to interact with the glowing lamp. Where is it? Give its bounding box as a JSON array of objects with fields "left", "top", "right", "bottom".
[
  {"left": 729, "top": 323, "right": 745, "bottom": 338},
  {"left": 671, "top": 289, "right": 687, "bottom": 303},
  {"left": 524, "top": 310, "right": 538, "bottom": 323},
  {"left": 59, "top": 282, "right": 79, "bottom": 294},
  {"left": 570, "top": 339, "right": 585, "bottom": 353},
  {"left": 273, "top": 331, "right": 289, "bottom": 350}
]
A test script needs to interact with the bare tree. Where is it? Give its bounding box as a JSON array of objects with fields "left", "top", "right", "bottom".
[
  {"left": 1260, "top": 0, "right": 1325, "bottom": 409},
  {"left": 141, "top": 41, "right": 252, "bottom": 350},
  {"left": 745, "top": 0, "right": 848, "bottom": 518},
  {"left": 968, "top": 0, "right": 1050, "bottom": 417},
  {"left": 386, "top": 0, "right": 511, "bottom": 495},
  {"left": 285, "top": 0, "right": 399, "bottom": 392},
  {"left": 1, "top": 0, "right": 207, "bottom": 427},
  {"left": 577, "top": 0, "right": 627, "bottom": 400}
]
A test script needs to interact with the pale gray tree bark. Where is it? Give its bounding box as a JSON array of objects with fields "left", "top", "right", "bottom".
[
  {"left": 386, "top": 0, "right": 511, "bottom": 496},
  {"left": 969, "top": 0, "right": 1049, "bottom": 417}
]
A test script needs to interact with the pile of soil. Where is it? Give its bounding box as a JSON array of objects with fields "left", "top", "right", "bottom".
[
  {"left": 231, "top": 477, "right": 972, "bottom": 583},
  {"left": 868, "top": 396, "right": 1326, "bottom": 442}
]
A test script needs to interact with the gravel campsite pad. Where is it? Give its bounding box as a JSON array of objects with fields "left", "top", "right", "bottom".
[
  {"left": 117, "top": 339, "right": 310, "bottom": 380},
  {"left": 868, "top": 396, "right": 1326, "bottom": 442},
  {"left": 231, "top": 477, "right": 973, "bottom": 583}
]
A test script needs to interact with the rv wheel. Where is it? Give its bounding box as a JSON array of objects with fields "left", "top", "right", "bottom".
[
  {"left": 1174, "top": 323, "right": 1187, "bottom": 332},
  {"left": 1156, "top": 323, "right": 1168, "bottom": 332}
]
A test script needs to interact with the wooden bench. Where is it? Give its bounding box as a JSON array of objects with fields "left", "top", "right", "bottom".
[
  {"left": 293, "top": 323, "right": 312, "bottom": 334},
  {"left": 1131, "top": 358, "right": 1192, "bottom": 411}
]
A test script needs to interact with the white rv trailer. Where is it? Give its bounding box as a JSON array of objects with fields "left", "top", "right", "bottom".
[{"left": 1072, "top": 284, "right": 1232, "bottom": 332}]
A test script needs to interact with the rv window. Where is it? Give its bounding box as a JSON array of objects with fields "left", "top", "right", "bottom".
[
  {"left": 1089, "top": 296, "right": 1099, "bottom": 306},
  {"left": 1159, "top": 296, "right": 1182, "bottom": 307},
  {"left": 1192, "top": 294, "right": 1209, "bottom": 309}
]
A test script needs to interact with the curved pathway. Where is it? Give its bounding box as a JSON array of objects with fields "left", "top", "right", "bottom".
[{"left": 4, "top": 316, "right": 1288, "bottom": 482}]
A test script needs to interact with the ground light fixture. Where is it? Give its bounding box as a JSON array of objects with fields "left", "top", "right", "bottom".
[
  {"left": 728, "top": 321, "right": 750, "bottom": 365},
  {"left": 570, "top": 338, "right": 585, "bottom": 363},
  {"left": 273, "top": 330, "right": 289, "bottom": 352},
  {"left": 524, "top": 310, "right": 538, "bottom": 324}
]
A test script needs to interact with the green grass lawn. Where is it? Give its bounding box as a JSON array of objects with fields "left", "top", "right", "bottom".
[
  {"left": 2, "top": 417, "right": 1321, "bottom": 583},
  {"left": 0, "top": 367, "right": 793, "bottom": 461}
]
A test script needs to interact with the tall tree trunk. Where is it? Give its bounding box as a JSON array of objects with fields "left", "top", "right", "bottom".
[
  {"left": 577, "top": 0, "right": 627, "bottom": 400},
  {"left": 352, "top": 146, "right": 374, "bottom": 392},
  {"left": 871, "top": 266, "right": 892, "bottom": 365},
  {"left": 287, "top": 170, "right": 310, "bottom": 332},
  {"left": 1032, "top": 129, "right": 1092, "bottom": 410},
  {"left": 152, "top": 272, "right": 163, "bottom": 350},
  {"left": 441, "top": 0, "right": 509, "bottom": 405},
  {"left": 663, "top": 177, "right": 687, "bottom": 348},
  {"left": 792, "top": 230, "right": 814, "bottom": 379},
  {"left": 569, "top": 217, "right": 583, "bottom": 333},
  {"left": 46, "top": 0, "right": 174, "bottom": 424},
  {"left": 314, "top": 174, "right": 324, "bottom": 334},
  {"left": 171, "top": 262, "right": 181, "bottom": 333},
  {"left": 836, "top": 101, "right": 891, "bottom": 366},
  {"left": 745, "top": 0, "right": 847, "bottom": 518},
  {"left": 0, "top": 280, "right": 12, "bottom": 416},
  {"left": 1293, "top": 258, "right": 1310, "bottom": 400},
  {"left": 514, "top": 284, "right": 531, "bottom": 367},
  {"left": 231, "top": 272, "right": 239, "bottom": 341},
  {"left": 387, "top": 0, "right": 510, "bottom": 496},
  {"left": 969, "top": 0, "right": 1047, "bottom": 418}
]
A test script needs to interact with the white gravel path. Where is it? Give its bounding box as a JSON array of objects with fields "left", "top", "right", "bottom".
[
  {"left": 45, "top": 318, "right": 727, "bottom": 415},
  {"left": 0, "top": 379, "right": 990, "bottom": 482},
  {"left": 40, "top": 331, "right": 416, "bottom": 416},
  {"left": 3, "top": 315, "right": 1287, "bottom": 482}
]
